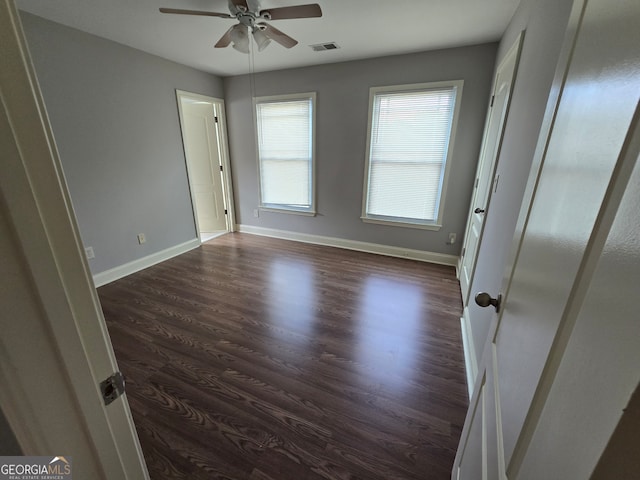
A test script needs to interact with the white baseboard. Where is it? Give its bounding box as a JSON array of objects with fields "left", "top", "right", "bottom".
[
  {"left": 461, "top": 306, "right": 478, "bottom": 399},
  {"left": 93, "top": 238, "right": 200, "bottom": 287},
  {"left": 236, "top": 224, "right": 459, "bottom": 267}
]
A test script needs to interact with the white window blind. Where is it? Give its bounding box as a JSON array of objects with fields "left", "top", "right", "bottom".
[
  {"left": 364, "top": 83, "right": 461, "bottom": 226},
  {"left": 256, "top": 94, "right": 314, "bottom": 213}
]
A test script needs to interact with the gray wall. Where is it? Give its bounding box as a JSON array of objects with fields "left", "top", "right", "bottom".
[
  {"left": 224, "top": 44, "right": 497, "bottom": 255},
  {"left": 468, "top": 0, "right": 576, "bottom": 360},
  {"left": 20, "top": 13, "right": 224, "bottom": 275}
]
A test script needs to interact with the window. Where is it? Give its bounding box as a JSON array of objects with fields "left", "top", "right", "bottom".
[
  {"left": 362, "top": 81, "right": 463, "bottom": 229},
  {"left": 255, "top": 93, "right": 316, "bottom": 215}
]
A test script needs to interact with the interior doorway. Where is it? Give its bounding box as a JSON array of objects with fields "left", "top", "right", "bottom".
[{"left": 176, "top": 90, "right": 235, "bottom": 243}]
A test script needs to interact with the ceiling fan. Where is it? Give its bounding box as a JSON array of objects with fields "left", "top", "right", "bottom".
[{"left": 159, "top": 0, "right": 322, "bottom": 54}]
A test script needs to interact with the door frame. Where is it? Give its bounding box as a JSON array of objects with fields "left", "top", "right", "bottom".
[
  {"left": 176, "top": 90, "right": 236, "bottom": 239},
  {"left": 0, "top": 0, "right": 148, "bottom": 477}
]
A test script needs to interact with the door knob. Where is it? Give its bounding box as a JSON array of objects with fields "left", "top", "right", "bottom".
[
  {"left": 474, "top": 207, "right": 485, "bottom": 214},
  {"left": 475, "top": 292, "right": 502, "bottom": 312}
]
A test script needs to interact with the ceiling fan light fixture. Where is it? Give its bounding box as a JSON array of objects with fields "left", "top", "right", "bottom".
[
  {"left": 230, "top": 24, "right": 250, "bottom": 54},
  {"left": 252, "top": 27, "right": 271, "bottom": 51},
  {"left": 160, "top": 2, "right": 322, "bottom": 54}
]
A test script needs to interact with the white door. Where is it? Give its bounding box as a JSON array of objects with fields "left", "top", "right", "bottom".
[
  {"left": 454, "top": 0, "right": 640, "bottom": 477},
  {"left": 515, "top": 109, "right": 640, "bottom": 479},
  {"left": 459, "top": 33, "right": 523, "bottom": 304},
  {"left": 179, "top": 95, "right": 228, "bottom": 235},
  {"left": 0, "top": 2, "right": 148, "bottom": 478}
]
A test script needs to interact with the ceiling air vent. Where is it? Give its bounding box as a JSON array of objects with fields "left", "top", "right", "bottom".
[{"left": 310, "top": 42, "right": 340, "bottom": 52}]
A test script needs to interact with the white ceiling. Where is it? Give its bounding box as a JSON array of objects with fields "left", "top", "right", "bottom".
[{"left": 16, "top": 0, "right": 520, "bottom": 77}]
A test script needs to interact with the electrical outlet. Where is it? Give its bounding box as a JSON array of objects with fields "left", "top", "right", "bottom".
[
  {"left": 253, "top": 209, "right": 259, "bottom": 218},
  {"left": 85, "top": 247, "right": 95, "bottom": 259},
  {"left": 448, "top": 233, "right": 457, "bottom": 245},
  {"left": 137, "top": 233, "right": 146, "bottom": 244}
]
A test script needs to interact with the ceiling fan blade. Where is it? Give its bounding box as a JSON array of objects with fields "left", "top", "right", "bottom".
[
  {"left": 259, "top": 23, "right": 298, "bottom": 49},
  {"left": 259, "top": 4, "right": 322, "bottom": 20},
  {"left": 159, "top": 8, "right": 233, "bottom": 18},
  {"left": 215, "top": 26, "right": 235, "bottom": 48}
]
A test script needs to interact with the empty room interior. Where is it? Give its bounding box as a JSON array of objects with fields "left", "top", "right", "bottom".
[{"left": 1, "top": 0, "right": 639, "bottom": 479}]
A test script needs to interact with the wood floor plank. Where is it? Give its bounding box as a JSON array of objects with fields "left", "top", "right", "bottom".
[{"left": 99, "top": 232, "right": 468, "bottom": 479}]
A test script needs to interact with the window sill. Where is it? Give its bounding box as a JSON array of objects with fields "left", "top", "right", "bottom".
[
  {"left": 260, "top": 207, "right": 316, "bottom": 217},
  {"left": 361, "top": 216, "right": 442, "bottom": 231}
]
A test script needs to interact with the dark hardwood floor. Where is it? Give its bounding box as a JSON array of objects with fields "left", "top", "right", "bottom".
[{"left": 98, "top": 233, "right": 468, "bottom": 480}]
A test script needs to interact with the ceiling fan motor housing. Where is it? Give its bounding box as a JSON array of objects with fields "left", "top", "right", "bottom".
[{"left": 238, "top": 13, "right": 256, "bottom": 27}]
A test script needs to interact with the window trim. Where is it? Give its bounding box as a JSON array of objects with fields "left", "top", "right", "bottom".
[
  {"left": 361, "top": 80, "right": 464, "bottom": 230},
  {"left": 254, "top": 92, "right": 317, "bottom": 216}
]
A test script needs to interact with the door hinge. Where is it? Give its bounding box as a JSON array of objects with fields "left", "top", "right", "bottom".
[
  {"left": 214, "top": 116, "right": 219, "bottom": 123},
  {"left": 100, "top": 371, "right": 125, "bottom": 406},
  {"left": 461, "top": 247, "right": 466, "bottom": 258},
  {"left": 219, "top": 165, "right": 223, "bottom": 171},
  {"left": 490, "top": 95, "right": 495, "bottom": 107},
  {"left": 475, "top": 177, "right": 479, "bottom": 188},
  {"left": 224, "top": 209, "right": 228, "bottom": 215}
]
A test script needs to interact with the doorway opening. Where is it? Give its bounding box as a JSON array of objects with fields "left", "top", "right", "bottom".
[{"left": 176, "top": 90, "right": 235, "bottom": 243}]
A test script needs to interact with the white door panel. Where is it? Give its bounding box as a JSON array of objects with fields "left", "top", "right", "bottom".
[
  {"left": 194, "top": 189, "right": 221, "bottom": 219},
  {"left": 456, "top": 352, "right": 505, "bottom": 480},
  {"left": 454, "top": 0, "right": 640, "bottom": 478},
  {"left": 457, "top": 382, "right": 486, "bottom": 480},
  {"left": 518, "top": 111, "right": 640, "bottom": 478},
  {"left": 495, "top": 0, "right": 640, "bottom": 464},
  {"left": 459, "top": 33, "right": 522, "bottom": 305},
  {"left": 1, "top": 2, "right": 148, "bottom": 477},
  {"left": 460, "top": 222, "right": 479, "bottom": 296},
  {"left": 484, "top": 347, "right": 503, "bottom": 480},
  {"left": 182, "top": 101, "right": 227, "bottom": 234}
]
